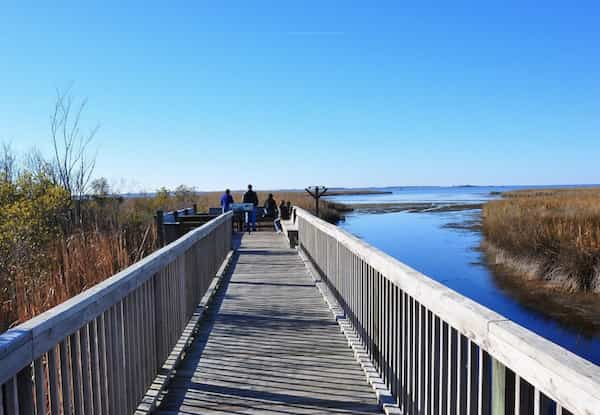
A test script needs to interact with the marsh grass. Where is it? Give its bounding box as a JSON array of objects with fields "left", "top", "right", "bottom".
[
  {"left": 1, "top": 189, "right": 344, "bottom": 332},
  {"left": 482, "top": 187, "right": 600, "bottom": 292}
]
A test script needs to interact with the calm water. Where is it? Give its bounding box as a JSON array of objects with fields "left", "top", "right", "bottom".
[{"left": 329, "top": 186, "right": 600, "bottom": 365}]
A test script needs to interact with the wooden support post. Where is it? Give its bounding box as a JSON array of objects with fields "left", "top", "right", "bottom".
[{"left": 155, "top": 210, "right": 164, "bottom": 247}]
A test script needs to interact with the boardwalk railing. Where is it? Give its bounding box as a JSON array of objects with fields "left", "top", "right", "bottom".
[
  {"left": 0, "top": 211, "right": 232, "bottom": 415},
  {"left": 296, "top": 208, "right": 600, "bottom": 415}
]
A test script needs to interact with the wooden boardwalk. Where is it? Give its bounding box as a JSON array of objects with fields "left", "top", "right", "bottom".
[
  {"left": 155, "top": 232, "right": 382, "bottom": 414},
  {"left": 2, "top": 211, "right": 597, "bottom": 415}
]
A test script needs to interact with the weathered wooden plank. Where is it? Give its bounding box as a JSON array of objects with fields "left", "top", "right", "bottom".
[{"left": 155, "top": 232, "right": 382, "bottom": 414}]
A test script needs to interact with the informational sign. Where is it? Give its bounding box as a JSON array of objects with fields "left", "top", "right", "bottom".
[{"left": 231, "top": 203, "right": 255, "bottom": 212}]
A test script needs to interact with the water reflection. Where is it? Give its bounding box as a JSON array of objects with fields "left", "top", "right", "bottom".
[{"left": 339, "top": 208, "right": 600, "bottom": 364}]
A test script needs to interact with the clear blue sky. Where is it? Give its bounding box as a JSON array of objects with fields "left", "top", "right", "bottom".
[{"left": 1, "top": 2, "right": 599, "bottom": 191}]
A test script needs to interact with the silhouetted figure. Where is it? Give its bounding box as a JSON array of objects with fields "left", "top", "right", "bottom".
[
  {"left": 243, "top": 184, "right": 259, "bottom": 231},
  {"left": 264, "top": 193, "right": 278, "bottom": 218},
  {"left": 264, "top": 193, "right": 281, "bottom": 232},
  {"left": 279, "top": 200, "right": 289, "bottom": 220}
]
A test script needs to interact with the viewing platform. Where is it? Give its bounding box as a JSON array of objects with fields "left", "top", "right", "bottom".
[{"left": 1, "top": 209, "right": 599, "bottom": 415}]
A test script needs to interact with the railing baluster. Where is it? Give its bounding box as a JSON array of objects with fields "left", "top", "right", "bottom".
[
  {"left": 0, "top": 382, "right": 4, "bottom": 415},
  {"left": 440, "top": 321, "right": 447, "bottom": 415},
  {"left": 424, "top": 309, "right": 430, "bottom": 415},
  {"left": 81, "top": 324, "right": 94, "bottom": 415},
  {"left": 534, "top": 388, "right": 540, "bottom": 415},
  {"left": 69, "top": 331, "right": 84, "bottom": 415},
  {"left": 90, "top": 318, "right": 102, "bottom": 415},
  {"left": 97, "top": 313, "right": 109, "bottom": 415},
  {"left": 418, "top": 303, "right": 423, "bottom": 414},
  {"left": 47, "top": 345, "right": 61, "bottom": 415},
  {"left": 6, "top": 376, "right": 19, "bottom": 414},
  {"left": 17, "top": 364, "right": 34, "bottom": 415},
  {"left": 456, "top": 332, "right": 462, "bottom": 415},
  {"left": 111, "top": 304, "right": 122, "bottom": 415},
  {"left": 491, "top": 358, "right": 505, "bottom": 415},
  {"left": 33, "top": 357, "right": 45, "bottom": 415}
]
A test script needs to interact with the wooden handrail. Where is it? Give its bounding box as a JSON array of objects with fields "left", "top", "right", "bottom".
[
  {"left": 0, "top": 211, "right": 232, "bottom": 414},
  {"left": 295, "top": 207, "right": 600, "bottom": 415}
]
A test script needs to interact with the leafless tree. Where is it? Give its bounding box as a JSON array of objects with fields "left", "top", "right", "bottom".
[
  {"left": 51, "top": 87, "right": 99, "bottom": 199},
  {"left": 24, "top": 148, "right": 56, "bottom": 180},
  {"left": 0, "top": 142, "right": 17, "bottom": 183},
  {"left": 50, "top": 87, "right": 100, "bottom": 221},
  {"left": 91, "top": 177, "right": 110, "bottom": 196}
]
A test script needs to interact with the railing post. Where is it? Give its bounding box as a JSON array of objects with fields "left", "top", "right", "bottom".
[
  {"left": 492, "top": 358, "right": 506, "bottom": 415},
  {"left": 155, "top": 210, "right": 164, "bottom": 247}
]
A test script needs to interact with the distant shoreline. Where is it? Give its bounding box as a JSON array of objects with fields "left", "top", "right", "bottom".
[
  {"left": 324, "top": 189, "right": 393, "bottom": 196},
  {"left": 325, "top": 201, "right": 483, "bottom": 217}
]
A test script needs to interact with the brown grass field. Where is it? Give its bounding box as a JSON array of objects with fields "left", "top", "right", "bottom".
[
  {"left": 482, "top": 187, "right": 600, "bottom": 293},
  {"left": 1, "top": 189, "right": 345, "bottom": 332}
]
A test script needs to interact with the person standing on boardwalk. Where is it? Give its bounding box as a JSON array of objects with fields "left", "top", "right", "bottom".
[
  {"left": 220, "top": 189, "right": 234, "bottom": 213},
  {"left": 243, "top": 184, "right": 259, "bottom": 231},
  {"left": 265, "top": 193, "right": 281, "bottom": 232},
  {"left": 279, "top": 200, "right": 288, "bottom": 220},
  {"left": 264, "top": 193, "right": 278, "bottom": 217}
]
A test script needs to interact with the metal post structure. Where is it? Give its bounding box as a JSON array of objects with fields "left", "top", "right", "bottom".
[{"left": 305, "top": 186, "right": 328, "bottom": 218}]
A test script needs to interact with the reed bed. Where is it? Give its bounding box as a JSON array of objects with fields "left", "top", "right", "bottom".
[
  {"left": 482, "top": 187, "right": 600, "bottom": 293},
  {"left": 1, "top": 189, "right": 344, "bottom": 332}
]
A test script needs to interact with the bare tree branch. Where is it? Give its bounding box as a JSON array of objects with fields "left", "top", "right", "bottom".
[
  {"left": 0, "top": 142, "right": 17, "bottom": 183},
  {"left": 50, "top": 87, "right": 100, "bottom": 200}
]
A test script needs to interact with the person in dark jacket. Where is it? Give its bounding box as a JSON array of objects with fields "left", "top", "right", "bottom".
[
  {"left": 265, "top": 193, "right": 282, "bottom": 232},
  {"left": 264, "top": 193, "right": 278, "bottom": 217},
  {"left": 279, "top": 200, "right": 288, "bottom": 220},
  {"left": 242, "top": 184, "right": 259, "bottom": 231}
]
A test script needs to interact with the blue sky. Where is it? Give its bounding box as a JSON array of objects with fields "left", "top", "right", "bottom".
[{"left": 1, "top": 2, "right": 599, "bottom": 191}]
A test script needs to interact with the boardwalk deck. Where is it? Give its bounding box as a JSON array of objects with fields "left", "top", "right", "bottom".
[{"left": 155, "top": 232, "right": 382, "bottom": 414}]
